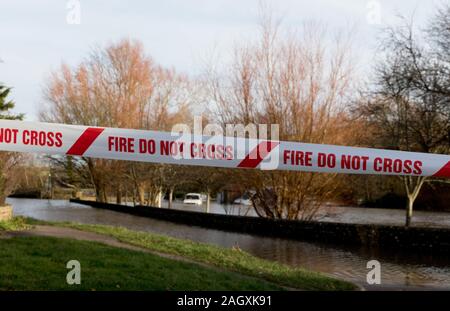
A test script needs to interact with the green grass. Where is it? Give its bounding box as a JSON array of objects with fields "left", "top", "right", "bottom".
[
  {"left": 0, "top": 236, "right": 284, "bottom": 290},
  {"left": 17, "top": 218, "right": 356, "bottom": 291},
  {"left": 0, "top": 216, "right": 31, "bottom": 231}
]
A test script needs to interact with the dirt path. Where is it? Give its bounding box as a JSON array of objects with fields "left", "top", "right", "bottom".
[
  {"left": 6, "top": 225, "right": 215, "bottom": 266},
  {"left": 8, "top": 225, "right": 151, "bottom": 252}
]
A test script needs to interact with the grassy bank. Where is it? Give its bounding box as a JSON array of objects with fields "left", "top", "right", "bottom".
[
  {"left": 19, "top": 217, "right": 356, "bottom": 291},
  {"left": 0, "top": 235, "right": 284, "bottom": 290}
]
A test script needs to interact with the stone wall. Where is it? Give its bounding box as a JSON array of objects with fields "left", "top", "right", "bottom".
[
  {"left": 0, "top": 205, "right": 13, "bottom": 221},
  {"left": 70, "top": 199, "right": 450, "bottom": 253}
]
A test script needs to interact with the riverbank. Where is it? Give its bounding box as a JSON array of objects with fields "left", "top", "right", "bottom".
[
  {"left": 9, "top": 198, "right": 450, "bottom": 289},
  {"left": 0, "top": 217, "right": 356, "bottom": 291}
]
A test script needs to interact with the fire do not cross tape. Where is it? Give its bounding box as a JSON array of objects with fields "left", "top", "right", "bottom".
[{"left": 0, "top": 119, "right": 450, "bottom": 178}]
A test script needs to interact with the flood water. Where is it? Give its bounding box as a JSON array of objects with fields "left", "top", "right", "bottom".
[
  {"left": 158, "top": 200, "right": 450, "bottom": 228},
  {"left": 8, "top": 198, "right": 450, "bottom": 290}
]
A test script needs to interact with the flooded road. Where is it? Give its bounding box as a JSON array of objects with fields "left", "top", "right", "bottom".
[{"left": 8, "top": 198, "right": 450, "bottom": 290}]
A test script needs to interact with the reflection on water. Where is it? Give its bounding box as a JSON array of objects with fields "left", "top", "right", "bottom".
[{"left": 8, "top": 198, "right": 450, "bottom": 290}]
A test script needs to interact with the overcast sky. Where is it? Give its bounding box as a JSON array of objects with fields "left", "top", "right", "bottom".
[{"left": 0, "top": 0, "right": 442, "bottom": 120}]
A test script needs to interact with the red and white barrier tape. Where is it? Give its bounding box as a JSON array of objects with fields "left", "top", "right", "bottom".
[{"left": 0, "top": 119, "right": 449, "bottom": 178}]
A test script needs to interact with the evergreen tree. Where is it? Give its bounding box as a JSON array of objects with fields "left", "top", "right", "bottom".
[
  {"left": 0, "top": 84, "right": 24, "bottom": 120},
  {"left": 0, "top": 84, "right": 24, "bottom": 206}
]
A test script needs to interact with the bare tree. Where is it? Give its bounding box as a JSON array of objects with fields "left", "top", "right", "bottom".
[
  {"left": 41, "top": 39, "right": 194, "bottom": 203},
  {"left": 358, "top": 7, "right": 450, "bottom": 226},
  {"left": 206, "top": 11, "right": 357, "bottom": 220}
]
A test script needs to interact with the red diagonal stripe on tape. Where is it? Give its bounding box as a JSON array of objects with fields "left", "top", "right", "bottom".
[
  {"left": 237, "top": 141, "right": 279, "bottom": 168},
  {"left": 66, "top": 127, "right": 104, "bottom": 156},
  {"left": 432, "top": 161, "right": 450, "bottom": 178}
]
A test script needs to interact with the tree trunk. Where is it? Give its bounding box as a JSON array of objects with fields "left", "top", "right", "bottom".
[
  {"left": 87, "top": 159, "right": 107, "bottom": 203},
  {"left": 157, "top": 189, "right": 162, "bottom": 208},
  {"left": 94, "top": 186, "right": 106, "bottom": 203},
  {"left": 0, "top": 166, "right": 7, "bottom": 205},
  {"left": 49, "top": 172, "right": 54, "bottom": 199},
  {"left": 101, "top": 188, "right": 107, "bottom": 203},
  {"left": 137, "top": 185, "right": 145, "bottom": 205},
  {"left": 403, "top": 176, "right": 426, "bottom": 227},
  {"left": 130, "top": 164, "right": 145, "bottom": 205},
  {"left": 168, "top": 187, "right": 174, "bottom": 209},
  {"left": 116, "top": 185, "right": 122, "bottom": 204},
  {"left": 406, "top": 196, "right": 413, "bottom": 227},
  {"left": 206, "top": 191, "right": 211, "bottom": 213}
]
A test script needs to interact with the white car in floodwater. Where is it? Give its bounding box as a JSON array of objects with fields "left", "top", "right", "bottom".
[
  {"left": 233, "top": 191, "right": 256, "bottom": 206},
  {"left": 183, "top": 193, "right": 203, "bottom": 205},
  {"left": 233, "top": 196, "right": 253, "bottom": 206}
]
